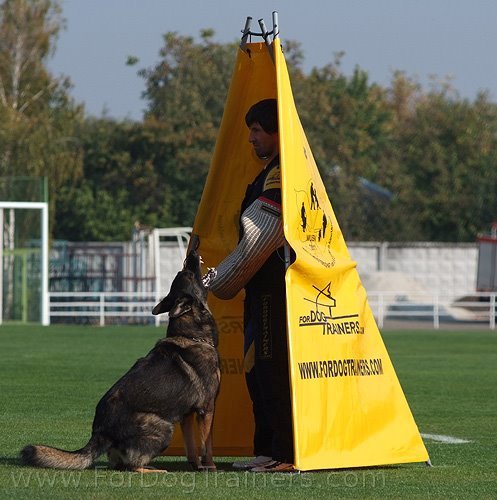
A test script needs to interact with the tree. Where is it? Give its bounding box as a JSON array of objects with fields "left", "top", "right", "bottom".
[
  {"left": 51, "top": 31, "right": 497, "bottom": 244},
  {"left": 389, "top": 72, "right": 497, "bottom": 241},
  {"left": 0, "top": 0, "right": 83, "bottom": 213},
  {"left": 55, "top": 118, "right": 166, "bottom": 241},
  {"left": 293, "top": 56, "right": 400, "bottom": 240},
  {"left": 139, "top": 31, "right": 237, "bottom": 226}
]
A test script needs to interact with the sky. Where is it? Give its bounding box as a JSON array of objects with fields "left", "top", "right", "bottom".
[{"left": 49, "top": 0, "right": 497, "bottom": 121}]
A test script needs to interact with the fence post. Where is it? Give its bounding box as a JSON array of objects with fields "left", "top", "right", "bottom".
[
  {"left": 433, "top": 294, "right": 440, "bottom": 330},
  {"left": 490, "top": 293, "right": 496, "bottom": 330},
  {"left": 100, "top": 294, "right": 105, "bottom": 327},
  {"left": 378, "top": 293, "right": 384, "bottom": 329}
]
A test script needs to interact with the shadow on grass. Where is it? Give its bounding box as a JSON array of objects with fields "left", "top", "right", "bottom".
[
  {"left": 0, "top": 456, "right": 231, "bottom": 473},
  {"left": 0, "top": 456, "right": 23, "bottom": 467},
  {"left": 149, "top": 459, "right": 235, "bottom": 473},
  {"left": 1, "top": 454, "right": 408, "bottom": 475}
]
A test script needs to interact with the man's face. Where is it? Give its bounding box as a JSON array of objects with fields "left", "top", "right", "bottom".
[{"left": 248, "top": 122, "right": 279, "bottom": 160}]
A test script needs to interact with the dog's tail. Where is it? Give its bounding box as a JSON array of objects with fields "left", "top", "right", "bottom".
[{"left": 21, "top": 434, "right": 110, "bottom": 470}]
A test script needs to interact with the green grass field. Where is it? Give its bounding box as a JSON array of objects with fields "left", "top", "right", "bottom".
[{"left": 0, "top": 325, "right": 496, "bottom": 499}]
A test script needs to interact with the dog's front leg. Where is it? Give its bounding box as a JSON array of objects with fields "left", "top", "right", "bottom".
[
  {"left": 181, "top": 413, "right": 200, "bottom": 470},
  {"left": 196, "top": 410, "right": 216, "bottom": 470}
]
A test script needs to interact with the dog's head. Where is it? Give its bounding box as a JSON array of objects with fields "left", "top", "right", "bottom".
[{"left": 152, "top": 248, "right": 207, "bottom": 318}]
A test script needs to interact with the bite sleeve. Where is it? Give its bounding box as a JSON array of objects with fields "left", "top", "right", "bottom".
[{"left": 209, "top": 197, "right": 285, "bottom": 299}]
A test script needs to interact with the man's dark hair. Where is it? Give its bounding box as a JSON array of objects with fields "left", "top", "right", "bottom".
[{"left": 245, "top": 98, "right": 278, "bottom": 134}]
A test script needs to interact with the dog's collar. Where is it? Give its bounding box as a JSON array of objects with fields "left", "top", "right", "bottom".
[
  {"left": 189, "top": 337, "right": 215, "bottom": 348},
  {"left": 166, "top": 336, "right": 215, "bottom": 348}
]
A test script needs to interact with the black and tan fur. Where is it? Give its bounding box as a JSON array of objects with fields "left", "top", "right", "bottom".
[{"left": 21, "top": 248, "right": 220, "bottom": 472}]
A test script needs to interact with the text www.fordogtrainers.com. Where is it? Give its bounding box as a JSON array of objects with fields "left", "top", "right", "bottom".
[
  {"left": 10, "top": 469, "right": 386, "bottom": 492},
  {"left": 298, "top": 358, "right": 384, "bottom": 380}
]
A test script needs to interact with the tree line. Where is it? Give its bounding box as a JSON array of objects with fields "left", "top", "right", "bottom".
[{"left": 2, "top": 0, "right": 497, "bottom": 243}]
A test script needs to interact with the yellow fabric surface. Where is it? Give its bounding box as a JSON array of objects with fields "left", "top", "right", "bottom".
[
  {"left": 168, "top": 40, "right": 428, "bottom": 469},
  {"left": 166, "top": 42, "right": 276, "bottom": 456},
  {"left": 274, "top": 38, "right": 428, "bottom": 470}
]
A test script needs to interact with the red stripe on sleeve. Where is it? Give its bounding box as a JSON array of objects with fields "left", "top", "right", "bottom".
[{"left": 259, "top": 196, "right": 281, "bottom": 209}]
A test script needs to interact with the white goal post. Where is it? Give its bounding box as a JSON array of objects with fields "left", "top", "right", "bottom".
[
  {"left": 0, "top": 201, "right": 49, "bottom": 326},
  {"left": 151, "top": 227, "right": 192, "bottom": 326}
]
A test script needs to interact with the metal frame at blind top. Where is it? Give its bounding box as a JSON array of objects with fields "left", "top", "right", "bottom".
[{"left": 240, "top": 11, "right": 279, "bottom": 62}]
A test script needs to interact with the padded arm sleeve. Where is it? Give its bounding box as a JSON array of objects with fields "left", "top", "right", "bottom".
[{"left": 209, "top": 197, "right": 285, "bottom": 299}]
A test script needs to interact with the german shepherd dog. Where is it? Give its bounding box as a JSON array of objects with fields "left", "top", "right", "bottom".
[{"left": 21, "top": 247, "right": 220, "bottom": 472}]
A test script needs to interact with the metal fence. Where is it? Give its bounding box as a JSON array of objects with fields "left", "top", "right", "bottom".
[
  {"left": 48, "top": 291, "right": 497, "bottom": 329},
  {"left": 368, "top": 291, "right": 497, "bottom": 329},
  {"left": 49, "top": 291, "right": 163, "bottom": 327}
]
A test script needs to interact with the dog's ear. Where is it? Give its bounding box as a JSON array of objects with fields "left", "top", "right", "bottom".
[
  {"left": 152, "top": 295, "right": 174, "bottom": 315},
  {"left": 168, "top": 296, "right": 193, "bottom": 319}
]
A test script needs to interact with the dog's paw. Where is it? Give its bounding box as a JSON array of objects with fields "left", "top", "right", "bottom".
[
  {"left": 188, "top": 460, "right": 200, "bottom": 471},
  {"left": 133, "top": 466, "right": 168, "bottom": 473}
]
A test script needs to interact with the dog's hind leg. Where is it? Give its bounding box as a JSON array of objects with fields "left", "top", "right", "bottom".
[
  {"left": 196, "top": 410, "right": 216, "bottom": 470},
  {"left": 121, "top": 439, "right": 169, "bottom": 473},
  {"left": 120, "top": 420, "right": 174, "bottom": 473},
  {"left": 108, "top": 448, "right": 125, "bottom": 470},
  {"left": 180, "top": 412, "right": 200, "bottom": 470}
]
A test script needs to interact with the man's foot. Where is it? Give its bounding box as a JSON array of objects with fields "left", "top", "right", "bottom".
[
  {"left": 232, "top": 455, "right": 273, "bottom": 470},
  {"left": 198, "top": 463, "right": 217, "bottom": 471},
  {"left": 251, "top": 461, "right": 295, "bottom": 473}
]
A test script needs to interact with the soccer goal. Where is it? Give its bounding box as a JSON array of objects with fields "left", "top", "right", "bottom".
[
  {"left": 151, "top": 227, "right": 192, "bottom": 325},
  {"left": 0, "top": 201, "right": 49, "bottom": 325}
]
